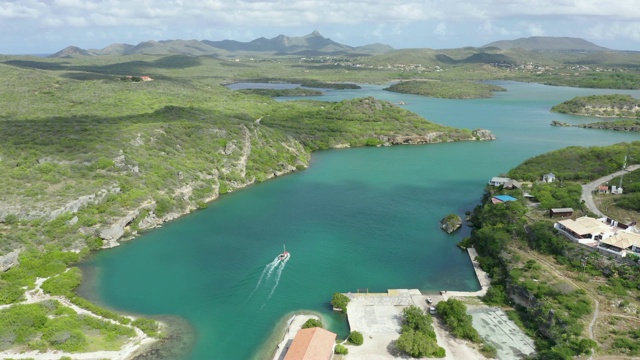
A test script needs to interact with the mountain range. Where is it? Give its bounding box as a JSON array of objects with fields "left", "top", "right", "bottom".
[
  {"left": 49, "top": 31, "right": 394, "bottom": 58},
  {"left": 49, "top": 33, "right": 619, "bottom": 60}
]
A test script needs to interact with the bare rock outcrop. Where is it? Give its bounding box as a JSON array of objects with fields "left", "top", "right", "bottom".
[
  {"left": 0, "top": 249, "right": 21, "bottom": 272},
  {"left": 472, "top": 129, "right": 496, "bottom": 140},
  {"left": 99, "top": 209, "right": 141, "bottom": 248}
]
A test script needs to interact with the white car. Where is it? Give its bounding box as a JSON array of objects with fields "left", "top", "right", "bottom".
[{"left": 429, "top": 306, "right": 436, "bottom": 315}]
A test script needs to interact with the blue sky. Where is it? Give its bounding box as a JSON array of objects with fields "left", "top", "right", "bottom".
[{"left": 2, "top": 0, "right": 640, "bottom": 54}]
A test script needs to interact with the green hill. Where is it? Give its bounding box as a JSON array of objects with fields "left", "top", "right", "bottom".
[{"left": 483, "top": 36, "right": 609, "bottom": 51}]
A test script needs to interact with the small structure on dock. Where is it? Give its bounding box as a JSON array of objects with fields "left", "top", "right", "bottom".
[{"left": 283, "top": 327, "right": 336, "bottom": 360}]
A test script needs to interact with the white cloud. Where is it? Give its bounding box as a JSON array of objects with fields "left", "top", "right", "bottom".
[
  {"left": 527, "top": 23, "right": 544, "bottom": 36},
  {"left": 433, "top": 23, "right": 448, "bottom": 37},
  {"left": 586, "top": 21, "right": 640, "bottom": 42},
  {"left": 3, "top": 0, "right": 640, "bottom": 53}
]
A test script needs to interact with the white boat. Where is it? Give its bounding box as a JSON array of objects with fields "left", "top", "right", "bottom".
[{"left": 278, "top": 245, "right": 290, "bottom": 262}]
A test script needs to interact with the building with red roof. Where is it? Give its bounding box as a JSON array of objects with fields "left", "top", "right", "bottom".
[{"left": 282, "top": 327, "right": 336, "bottom": 360}]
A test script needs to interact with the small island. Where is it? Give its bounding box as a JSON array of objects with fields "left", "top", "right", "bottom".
[
  {"left": 551, "top": 94, "right": 640, "bottom": 118},
  {"left": 384, "top": 80, "right": 506, "bottom": 99},
  {"left": 440, "top": 213, "right": 462, "bottom": 233}
]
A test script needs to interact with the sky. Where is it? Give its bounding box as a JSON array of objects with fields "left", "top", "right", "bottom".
[{"left": 2, "top": 0, "right": 640, "bottom": 54}]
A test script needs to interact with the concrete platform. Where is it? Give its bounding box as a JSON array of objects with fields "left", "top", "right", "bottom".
[{"left": 469, "top": 307, "right": 536, "bottom": 360}]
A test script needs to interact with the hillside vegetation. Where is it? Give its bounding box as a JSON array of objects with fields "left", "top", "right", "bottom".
[
  {"left": 464, "top": 142, "right": 640, "bottom": 359},
  {"left": 384, "top": 80, "right": 506, "bottom": 99},
  {"left": 551, "top": 94, "right": 640, "bottom": 118},
  {"left": 0, "top": 55, "right": 484, "bottom": 254}
]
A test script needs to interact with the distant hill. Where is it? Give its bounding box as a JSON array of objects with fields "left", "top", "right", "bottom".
[
  {"left": 48, "top": 31, "right": 393, "bottom": 58},
  {"left": 49, "top": 46, "right": 93, "bottom": 58},
  {"left": 482, "top": 36, "right": 609, "bottom": 52}
]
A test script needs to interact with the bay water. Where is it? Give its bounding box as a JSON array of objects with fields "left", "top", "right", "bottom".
[{"left": 81, "top": 82, "right": 640, "bottom": 359}]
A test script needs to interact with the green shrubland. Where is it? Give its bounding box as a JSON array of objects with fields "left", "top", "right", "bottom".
[{"left": 384, "top": 80, "right": 506, "bottom": 99}]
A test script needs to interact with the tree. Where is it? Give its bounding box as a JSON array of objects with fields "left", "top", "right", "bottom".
[
  {"left": 435, "top": 299, "right": 481, "bottom": 343},
  {"left": 396, "top": 329, "right": 444, "bottom": 358},
  {"left": 301, "top": 318, "right": 322, "bottom": 329},
  {"left": 402, "top": 305, "right": 433, "bottom": 335},
  {"left": 348, "top": 330, "right": 363, "bottom": 345},
  {"left": 331, "top": 292, "right": 350, "bottom": 314},
  {"left": 335, "top": 344, "right": 349, "bottom": 354}
]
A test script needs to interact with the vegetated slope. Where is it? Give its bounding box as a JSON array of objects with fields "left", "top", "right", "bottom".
[
  {"left": 465, "top": 142, "right": 640, "bottom": 359},
  {"left": 0, "top": 55, "right": 485, "bottom": 254},
  {"left": 551, "top": 94, "right": 640, "bottom": 118},
  {"left": 483, "top": 36, "right": 609, "bottom": 51},
  {"left": 507, "top": 141, "right": 640, "bottom": 181},
  {"left": 384, "top": 80, "right": 506, "bottom": 99},
  {"left": 262, "top": 96, "right": 482, "bottom": 150}
]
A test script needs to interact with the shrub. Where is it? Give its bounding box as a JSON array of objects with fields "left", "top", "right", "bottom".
[
  {"left": 348, "top": 330, "right": 363, "bottom": 345},
  {"left": 3, "top": 214, "right": 18, "bottom": 225},
  {"left": 335, "top": 344, "right": 349, "bottom": 355},
  {"left": 480, "top": 342, "right": 498, "bottom": 358},
  {"left": 396, "top": 329, "right": 444, "bottom": 358},
  {"left": 132, "top": 318, "right": 160, "bottom": 337},
  {"left": 435, "top": 299, "right": 481, "bottom": 343},
  {"left": 41, "top": 267, "right": 82, "bottom": 296},
  {"left": 301, "top": 318, "right": 322, "bottom": 329},
  {"left": 331, "top": 292, "right": 350, "bottom": 313},
  {"left": 401, "top": 305, "right": 434, "bottom": 337}
]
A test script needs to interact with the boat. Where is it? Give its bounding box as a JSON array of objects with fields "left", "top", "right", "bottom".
[{"left": 278, "top": 245, "right": 290, "bottom": 262}]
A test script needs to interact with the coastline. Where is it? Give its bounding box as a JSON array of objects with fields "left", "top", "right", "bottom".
[
  {"left": 252, "top": 311, "right": 327, "bottom": 360},
  {"left": 0, "top": 276, "right": 160, "bottom": 360},
  {"left": 270, "top": 314, "right": 321, "bottom": 360}
]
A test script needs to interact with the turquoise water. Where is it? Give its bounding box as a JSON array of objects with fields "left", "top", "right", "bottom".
[{"left": 83, "top": 82, "right": 640, "bottom": 359}]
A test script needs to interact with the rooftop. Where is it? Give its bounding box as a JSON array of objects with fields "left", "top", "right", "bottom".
[
  {"left": 600, "top": 231, "right": 640, "bottom": 250},
  {"left": 558, "top": 216, "right": 611, "bottom": 236},
  {"left": 283, "top": 327, "right": 336, "bottom": 360}
]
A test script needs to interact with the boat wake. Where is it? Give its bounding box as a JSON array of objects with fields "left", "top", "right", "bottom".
[
  {"left": 247, "top": 258, "right": 279, "bottom": 300},
  {"left": 261, "top": 261, "right": 286, "bottom": 310},
  {"left": 248, "top": 247, "right": 291, "bottom": 307}
]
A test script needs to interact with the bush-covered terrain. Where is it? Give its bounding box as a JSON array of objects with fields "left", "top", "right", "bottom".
[
  {"left": 551, "top": 94, "right": 640, "bottom": 118},
  {"left": 0, "top": 54, "right": 486, "bottom": 355},
  {"left": 508, "top": 141, "right": 640, "bottom": 181},
  {"left": 384, "top": 80, "right": 506, "bottom": 99},
  {"left": 463, "top": 142, "right": 640, "bottom": 359},
  {"left": 0, "top": 300, "right": 135, "bottom": 353}
]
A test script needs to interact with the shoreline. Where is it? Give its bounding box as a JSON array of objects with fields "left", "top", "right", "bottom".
[
  {"left": 270, "top": 313, "right": 321, "bottom": 360},
  {"left": 0, "top": 276, "right": 160, "bottom": 360},
  {"left": 251, "top": 310, "right": 328, "bottom": 360}
]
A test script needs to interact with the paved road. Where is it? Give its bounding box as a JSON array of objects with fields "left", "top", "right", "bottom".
[{"left": 581, "top": 164, "right": 640, "bottom": 217}]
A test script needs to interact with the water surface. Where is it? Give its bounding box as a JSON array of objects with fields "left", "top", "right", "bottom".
[{"left": 83, "top": 82, "right": 640, "bottom": 359}]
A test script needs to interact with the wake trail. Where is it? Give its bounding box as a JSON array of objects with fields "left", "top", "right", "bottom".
[
  {"left": 262, "top": 261, "right": 286, "bottom": 308},
  {"left": 247, "top": 258, "right": 279, "bottom": 300}
]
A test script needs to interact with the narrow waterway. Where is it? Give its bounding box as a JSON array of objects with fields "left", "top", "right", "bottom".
[{"left": 82, "top": 82, "right": 640, "bottom": 359}]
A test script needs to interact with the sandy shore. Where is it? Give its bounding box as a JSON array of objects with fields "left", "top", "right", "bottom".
[{"left": 0, "top": 275, "right": 158, "bottom": 360}]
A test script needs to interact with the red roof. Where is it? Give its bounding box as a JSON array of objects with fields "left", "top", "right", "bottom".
[{"left": 283, "top": 327, "right": 336, "bottom": 360}]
